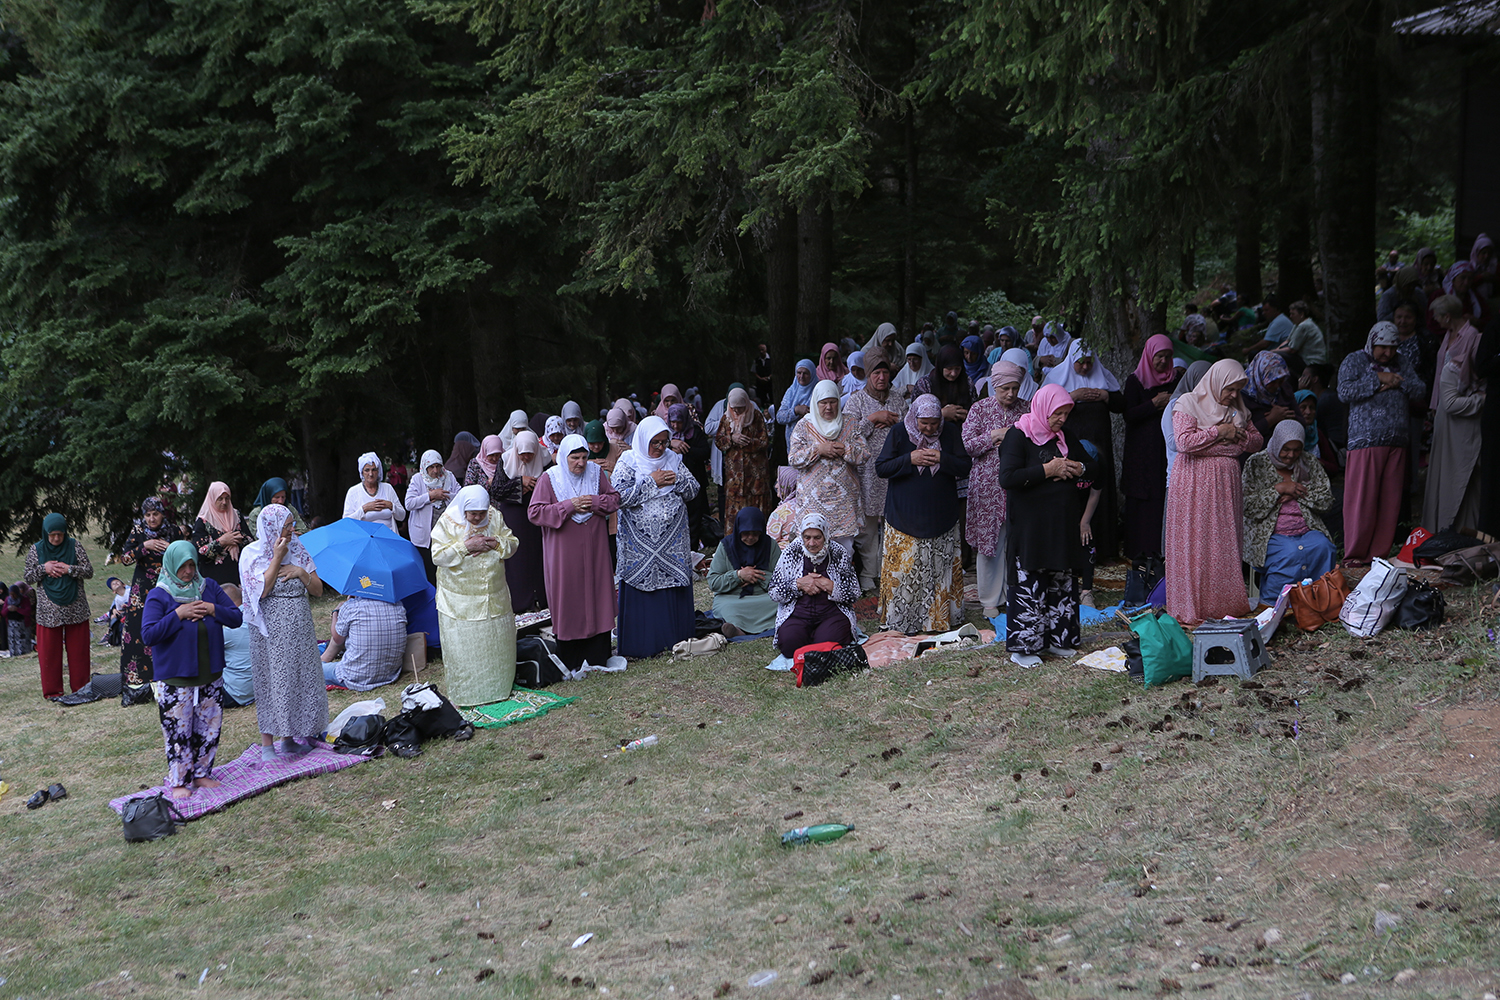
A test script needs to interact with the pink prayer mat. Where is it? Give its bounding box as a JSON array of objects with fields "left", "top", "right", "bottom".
[{"left": 108, "top": 742, "right": 366, "bottom": 821}]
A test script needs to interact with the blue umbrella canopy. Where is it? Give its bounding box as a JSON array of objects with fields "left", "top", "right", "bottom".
[{"left": 299, "top": 518, "right": 427, "bottom": 603}]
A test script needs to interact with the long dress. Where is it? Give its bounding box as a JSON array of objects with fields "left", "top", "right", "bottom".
[
  {"left": 875, "top": 423, "right": 972, "bottom": 633},
  {"left": 431, "top": 509, "right": 519, "bottom": 707},
  {"left": 119, "top": 520, "right": 188, "bottom": 687},
  {"left": 961, "top": 394, "right": 1029, "bottom": 610},
  {"left": 1120, "top": 372, "right": 1180, "bottom": 560},
  {"left": 788, "top": 418, "right": 869, "bottom": 541},
  {"left": 1061, "top": 391, "right": 1125, "bottom": 563},
  {"left": 191, "top": 513, "right": 252, "bottom": 587},
  {"left": 248, "top": 577, "right": 328, "bottom": 739},
  {"left": 707, "top": 540, "right": 782, "bottom": 633},
  {"left": 1423, "top": 360, "right": 1486, "bottom": 533},
  {"left": 466, "top": 458, "right": 547, "bottom": 613},
  {"left": 713, "top": 410, "right": 771, "bottom": 531},
  {"left": 528, "top": 471, "right": 621, "bottom": 670},
  {"left": 1164, "top": 413, "right": 1263, "bottom": 624},
  {"left": 613, "top": 455, "right": 701, "bottom": 659}
]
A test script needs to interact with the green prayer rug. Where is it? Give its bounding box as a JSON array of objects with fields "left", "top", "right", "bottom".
[{"left": 464, "top": 687, "right": 576, "bottom": 729}]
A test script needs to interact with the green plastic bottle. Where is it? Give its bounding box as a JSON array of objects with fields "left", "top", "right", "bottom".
[{"left": 780, "top": 823, "right": 854, "bottom": 846}]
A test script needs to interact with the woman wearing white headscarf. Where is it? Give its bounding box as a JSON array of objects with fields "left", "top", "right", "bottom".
[
  {"left": 543, "top": 416, "right": 567, "bottom": 459},
  {"left": 893, "top": 342, "right": 933, "bottom": 400},
  {"left": 999, "top": 347, "right": 1040, "bottom": 401},
  {"left": 560, "top": 401, "right": 586, "bottom": 436},
  {"left": 767, "top": 512, "right": 859, "bottom": 657},
  {"left": 239, "top": 504, "right": 327, "bottom": 763},
  {"left": 404, "top": 449, "right": 461, "bottom": 584},
  {"left": 529, "top": 434, "right": 620, "bottom": 669},
  {"left": 342, "top": 452, "right": 406, "bottom": 531},
  {"left": 788, "top": 380, "right": 869, "bottom": 560},
  {"left": 613, "top": 415, "right": 701, "bottom": 659},
  {"left": 1042, "top": 340, "right": 1125, "bottom": 563},
  {"left": 431, "top": 485, "right": 519, "bottom": 706},
  {"left": 499, "top": 410, "right": 530, "bottom": 451}
]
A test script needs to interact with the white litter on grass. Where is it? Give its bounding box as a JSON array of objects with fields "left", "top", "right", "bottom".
[
  {"left": 572, "top": 933, "right": 594, "bottom": 949},
  {"left": 747, "top": 970, "right": 778, "bottom": 987},
  {"left": 198, "top": 968, "right": 208, "bottom": 985}
]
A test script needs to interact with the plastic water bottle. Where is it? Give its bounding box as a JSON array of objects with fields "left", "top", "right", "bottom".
[
  {"left": 619, "top": 735, "right": 658, "bottom": 752},
  {"left": 780, "top": 823, "right": 854, "bottom": 846}
]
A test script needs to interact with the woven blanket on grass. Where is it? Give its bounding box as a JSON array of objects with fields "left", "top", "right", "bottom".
[
  {"left": 464, "top": 687, "right": 576, "bottom": 729},
  {"left": 108, "top": 742, "right": 365, "bottom": 820}
]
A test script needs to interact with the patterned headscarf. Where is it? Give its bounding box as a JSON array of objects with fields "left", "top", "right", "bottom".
[
  {"left": 239, "top": 504, "right": 317, "bottom": 637},
  {"left": 1267, "top": 419, "right": 1311, "bottom": 483},
  {"left": 667, "top": 402, "right": 695, "bottom": 441},
  {"left": 1242, "top": 351, "right": 1288, "bottom": 406},
  {"left": 799, "top": 511, "right": 832, "bottom": 566},
  {"left": 138, "top": 497, "right": 169, "bottom": 539},
  {"left": 903, "top": 393, "right": 943, "bottom": 473},
  {"left": 776, "top": 465, "right": 798, "bottom": 500}
]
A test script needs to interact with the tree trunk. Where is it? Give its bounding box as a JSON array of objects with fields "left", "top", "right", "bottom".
[
  {"left": 1275, "top": 203, "right": 1316, "bottom": 306},
  {"left": 1234, "top": 185, "right": 1263, "bottom": 306},
  {"left": 763, "top": 208, "right": 798, "bottom": 377},
  {"left": 902, "top": 112, "right": 918, "bottom": 338},
  {"left": 795, "top": 200, "right": 833, "bottom": 360},
  {"left": 300, "top": 406, "right": 344, "bottom": 527},
  {"left": 1310, "top": 10, "right": 1379, "bottom": 352},
  {"left": 468, "top": 288, "right": 514, "bottom": 433},
  {"left": 440, "top": 312, "right": 478, "bottom": 441}
]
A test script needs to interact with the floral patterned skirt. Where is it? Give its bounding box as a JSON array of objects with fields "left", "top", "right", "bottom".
[{"left": 879, "top": 522, "right": 962, "bottom": 634}]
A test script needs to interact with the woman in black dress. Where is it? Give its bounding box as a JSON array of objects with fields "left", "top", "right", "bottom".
[
  {"left": 1119, "top": 335, "right": 1182, "bottom": 564},
  {"left": 190, "top": 481, "right": 252, "bottom": 586},
  {"left": 119, "top": 496, "right": 188, "bottom": 699},
  {"left": 668, "top": 403, "right": 712, "bottom": 549},
  {"left": 467, "top": 431, "right": 549, "bottom": 612},
  {"left": 1040, "top": 340, "right": 1125, "bottom": 564}
]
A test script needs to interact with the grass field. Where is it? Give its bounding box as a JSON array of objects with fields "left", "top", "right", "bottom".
[{"left": 1, "top": 541, "right": 1499, "bottom": 1000}]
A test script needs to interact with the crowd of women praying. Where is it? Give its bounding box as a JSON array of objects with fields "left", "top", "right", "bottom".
[{"left": 16, "top": 237, "right": 1500, "bottom": 796}]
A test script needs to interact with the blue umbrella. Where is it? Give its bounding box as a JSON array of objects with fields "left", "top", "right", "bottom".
[{"left": 299, "top": 518, "right": 427, "bottom": 603}]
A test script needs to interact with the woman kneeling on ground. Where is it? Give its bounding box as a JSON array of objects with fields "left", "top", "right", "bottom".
[
  {"left": 1241, "top": 419, "right": 1337, "bottom": 607},
  {"left": 768, "top": 513, "right": 859, "bottom": 658},
  {"left": 707, "top": 506, "right": 780, "bottom": 637},
  {"left": 142, "top": 541, "right": 242, "bottom": 798}
]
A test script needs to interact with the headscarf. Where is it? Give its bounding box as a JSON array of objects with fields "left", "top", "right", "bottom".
[
  {"left": 34, "top": 512, "right": 79, "bottom": 607},
  {"left": 1364, "top": 321, "right": 1401, "bottom": 358},
  {"left": 776, "top": 465, "right": 798, "bottom": 500},
  {"left": 845, "top": 350, "right": 866, "bottom": 375},
  {"left": 605, "top": 407, "right": 632, "bottom": 444},
  {"left": 1470, "top": 232, "right": 1493, "bottom": 270},
  {"left": 503, "top": 430, "right": 549, "bottom": 479},
  {"left": 785, "top": 361, "right": 817, "bottom": 413},
  {"left": 357, "top": 452, "right": 383, "bottom": 484},
  {"left": 1181, "top": 313, "right": 1208, "bottom": 344},
  {"left": 137, "top": 496, "right": 170, "bottom": 539},
  {"left": 799, "top": 511, "right": 831, "bottom": 567},
  {"left": 654, "top": 383, "right": 682, "bottom": 420},
  {"left": 418, "top": 449, "right": 447, "bottom": 489},
  {"left": 1174, "top": 358, "right": 1250, "bottom": 430},
  {"left": 893, "top": 342, "right": 932, "bottom": 393},
  {"left": 499, "top": 411, "right": 530, "bottom": 450},
  {"left": 960, "top": 335, "right": 987, "bottom": 385},
  {"left": 1444, "top": 259, "right": 1484, "bottom": 316},
  {"left": 158, "top": 539, "right": 204, "bottom": 604},
  {"left": 929, "top": 344, "right": 974, "bottom": 409},
  {"left": 529, "top": 411, "right": 549, "bottom": 437},
  {"left": 546, "top": 433, "right": 601, "bottom": 524},
  {"left": 805, "top": 380, "right": 844, "bottom": 440},
  {"left": 445, "top": 432, "right": 480, "bottom": 477},
  {"left": 252, "top": 478, "right": 288, "bottom": 511},
  {"left": 240, "top": 504, "right": 316, "bottom": 637},
  {"left": 725, "top": 386, "right": 753, "bottom": 432},
  {"left": 862, "top": 322, "right": 899, "bottom": 359},
  {"left": 1172, "top": 360, "right": 1211, "bottom": 402},
  {"left": 903, "top": 393, "right": 943, "bottom": 472},
  {"left": 560, "top": 400, "right": 584, "bottom": 430},
  {"left": 1267, "top": 419, "right": 1311, "bottom": 483},
  {"left": 625, "top": 415, "right": 683, "bottom": 476},
  {"left": 1293, "top": 389, "right": 1321, "bottom": 454},
  {"left": 477, "top": 434, "right": 504, "bottom": 479},
  {"left": 1040, "top": 321, "right": 1072, "bottom": 357},
  {"left": 583, "top": 420, "right": 608, "bottom": 447},
  {"left": 991, "top": 359, "right": 1026, "bottom": 391},
  {"left": 1000, "top": 348, "right": 1040, "bottom": 401},
  {"left": 1241, "top": 352, "right": 1288, "bottom": 407},
  {"left": 446, "top": 484, "right": 493, "bottom": 529},
  {"left": 725, "top": 506, "right": 772, "bottom": 596},
  {"left": 1132, "top": 333, "right": 1177, "bottom": 390},
  {"left": 195, "top": 482, "right": 240, "bottom": 559},
  {"left": 667, "top": 402, "right": 696, "bottom": 441},
  {"left": 543, "top": 416, "right": 566, "bottom": 456},
  {"left": 816, "top": 342, "right": 847, "bottom": 382},
  {"left": 1044, "top": 340, "right": 1120, "bottom": 392},
  {"left": 1013, "top": 383, "right": 1073, "bottom": 456}
]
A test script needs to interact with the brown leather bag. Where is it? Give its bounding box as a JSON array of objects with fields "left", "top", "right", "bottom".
[{"left": 1287, "top": 567, "right": 1350, "bottom": 630}]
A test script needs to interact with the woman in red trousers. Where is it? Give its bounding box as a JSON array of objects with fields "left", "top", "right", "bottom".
[{"left": 24, "top": 513, "right": 94, "bottom": 699}]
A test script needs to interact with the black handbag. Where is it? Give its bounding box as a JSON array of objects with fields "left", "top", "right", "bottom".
[
  {"left": 121, "top": 793, "right": 186, "bottom": 842},
  {"left": 1123, "top": 556, "right": 1165, "bottom": 607},
  {"left": 797, "top": 645, "right": 870, "bottom": 687},
  {"left": 1395, "top": 580, "right": 1446, "bottom": 630},
  {"left": 382, "top": 714, "right": 423, "bottom": 758},
  {"left": 332, "top": 714, "right": 386, "bottom": 755},
  {"left": 515, "top": 636, "right": 566, "bottom": 688}
]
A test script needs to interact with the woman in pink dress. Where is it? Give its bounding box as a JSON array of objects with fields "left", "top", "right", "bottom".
[{"left": 1165, "top": 359, "right": 1263, "bottom": 625}]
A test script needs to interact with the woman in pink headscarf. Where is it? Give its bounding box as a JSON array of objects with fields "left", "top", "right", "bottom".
[
  {"left": 815, "top": 342, "right": 848, "bottom": 383},
  {"left": 1120, "top": 334, "right": 1181, "bottom": 566},
  {"left": 190, "top": 482, "right": 251, "bottom": 586},
  {"left": 653, "top": 384, "right": 683, "bottom": 420},
  {"left": 1164, "top": 359, "right": 1262, "bottom": 624},
  {"left": 996, "top": 384, "right": 1095, "bottom": 667}
]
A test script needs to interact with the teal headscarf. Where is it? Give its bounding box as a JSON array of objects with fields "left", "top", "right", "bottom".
[
  {"left": 34, "top": 513, "right": 79, "bottom": 607},
  {"left": 1293, "top": 390, "right": 1320, "bottom": 453},
  {"left": 158, "top": 540, "right": 204, "bottom": 604},
  {"left": 253, "top": 477, "right": 288, "bottom": 510}
]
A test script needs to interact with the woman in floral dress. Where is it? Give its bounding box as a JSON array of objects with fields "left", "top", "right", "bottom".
[
  {"left": 713, "top": 387, "right": 771, "bottom": 531},
  {"left": 119, "top": 497, "right": 188, "bottom": 697},
  {"left": 788, "top": 380, "right": 868, "bottom": 560},
  {"left": 962, "top": 360, "right": 1031, "bottom": 617}
]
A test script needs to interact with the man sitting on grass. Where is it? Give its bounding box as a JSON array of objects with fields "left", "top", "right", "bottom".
[
  {"left": 320, "top": 594, "right": 406, "bottom": 691},
  {"left": 218, "top": 583, "right": 255, "bottom": 708}
]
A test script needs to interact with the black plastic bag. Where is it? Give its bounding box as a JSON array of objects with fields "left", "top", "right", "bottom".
[
  {"left": 122, "top": 793, "right": 185, "bottom": 842},
  {"left": 1394, "top": 580, "right": 1446, "bottom": 630},
  {"left": 1414, "top": 529, "right": 1477, "bottom": 562},
  {"left": 332, "top": 714, "right": 386, "bottom": 755},
  {"left": 382, "top": 714, "right": 423, "bottom": 758},
  {"left": 693, "top": 611, "right": 726, "bottom": 639},
  {"left": 1123, "top": 635, "right": 1145, "bottom": 681}
]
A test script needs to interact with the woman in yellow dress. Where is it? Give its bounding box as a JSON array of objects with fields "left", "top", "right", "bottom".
[{"left": 430, "top": 485, "right": 519, "bottom": 707}]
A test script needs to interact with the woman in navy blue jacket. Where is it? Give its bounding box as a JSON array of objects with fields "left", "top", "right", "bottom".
[{"left": 141, "top": 540, "right": 243, "bottom": 799}]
